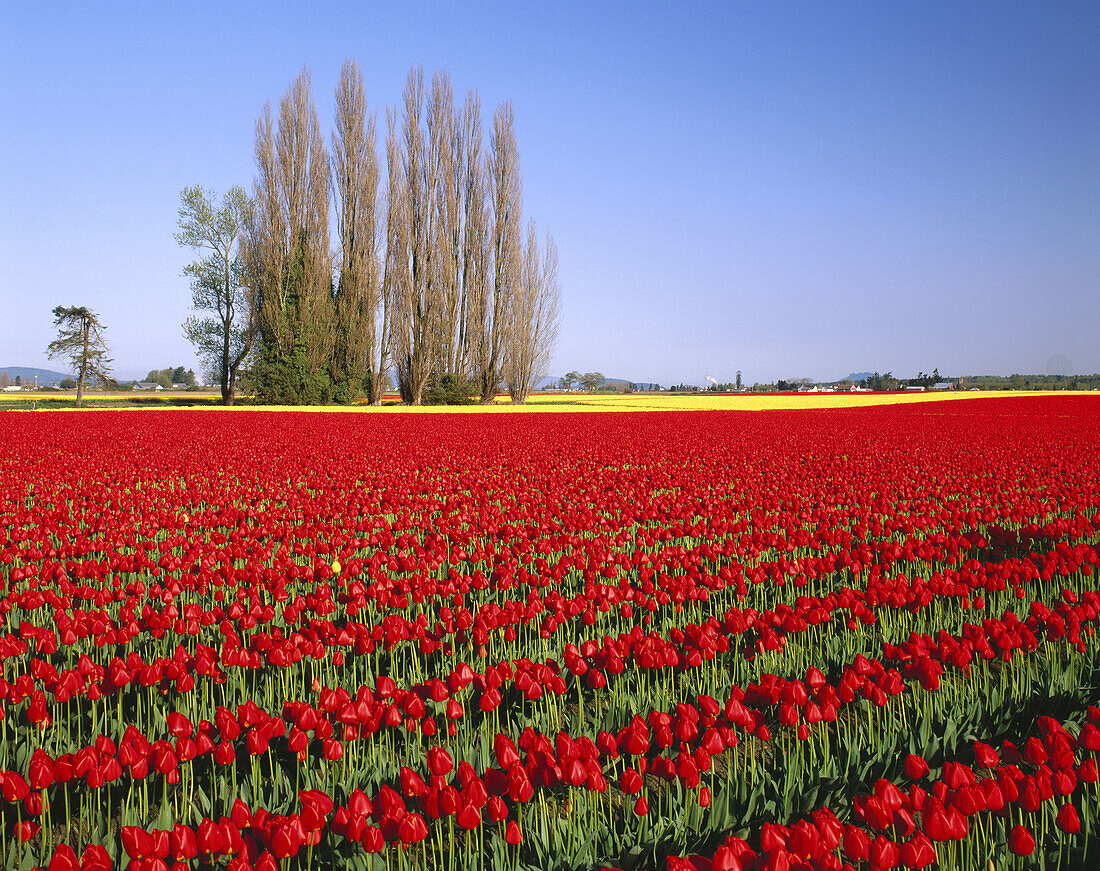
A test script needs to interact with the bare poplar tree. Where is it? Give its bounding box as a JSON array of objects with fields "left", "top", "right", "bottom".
[
  {"left": 432, "top": 75, "right": 465, "bottom": 381},
  {"left": 245, "top": 68, "right": 333, "bottom": 403},
  {"left": 425, "top": 81, "right": 488, "bottom": 397},
  {"left": 459, "top": 93, "right": 489, "bottom": 382},
  {"left": 389, "top": 67, "right": 447, "bottom": 405},
  {"left": 331, "top": 60, "right": 386, "bottom": 404},
  {"left": 176, "top": 185, "right": 255, "bottom": 404},
  {"left": 47, "top": 306, "right": 113, "bottom": 408},
  {"left": 504, "top": 223, "right": 561, "bottom": 403},
  {"left": 382, "top": 106, "right": 407, "bottom": 402},
  {"left": 474, "top": 102, "right": 522, "bottom": 403}
]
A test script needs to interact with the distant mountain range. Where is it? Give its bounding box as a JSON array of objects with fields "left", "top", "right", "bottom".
[
  {"left": 0, "top": 365, "right": 154, "bottom": 384},
  {"left": 843, "top": 372, "right": 874, "bottom": 382},
  {"left": 0, "top": 366, "right": 72, "bottom": 384}
]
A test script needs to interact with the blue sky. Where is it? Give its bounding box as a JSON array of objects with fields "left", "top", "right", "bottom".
[{"left": 2, "top": 2, "right": 1097, "bottom": 384}]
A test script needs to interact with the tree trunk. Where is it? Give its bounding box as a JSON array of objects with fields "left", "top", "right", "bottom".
[
  {"left": 221, "top": 333, "right": 232, "bottom": 404},
  {"left": 367, "top": 372, "right": 384, "bottom": 406},
  {"left": 76, "top": 321, "right": 90, "bottom": 408},
  {"left": 222, "top": 255, "right": 233, "bottom": 405}
]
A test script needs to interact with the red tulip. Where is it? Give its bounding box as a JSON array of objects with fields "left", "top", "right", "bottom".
[
  {"left": 46, "top": 843, "right": 79, "bottom": 871},
  {"left": 169, "top": 824, "right": 198, "bottom": 861},
  {"left": 869, "top": 835, "right": 900, "bottom": 870},
  {"left": 1056, "top": 803, "right": 1081, "bottom": 834},
  {"left": 456, "top": 803, "right": 481, "bottom": 830},
  {"left": 80, "top": 844, "right": 112, "bottom": 871},
  {"left": 760, "top": 823, "right": 788, "bottom": 852},
  {"left": 1007, "top": 824, "right": 1035, "bottom": 856},
  {"left": 973, "top": 741, "right": 998, "bottom": 768},
  {"left": 712, "top": 845, "right": 742, "bottom": 871},
  {"left": 479, "top": 687, "right": 502, "bottom": 712},
  {"left": 28, "top": 749, "right": 54, "bottom": 790},
  {"left": 1023, "top": 738, "right": 1047, "bottom": 766},
  {"left": 620, "top": 768, "right": 643, "bottom": 794},
  {"left": 427, "top": 746, "right": 453, "bottom": 777},
  {"left": 231, "top": 799, "right": 253, "bottom": 829},
  {"left": 487, "top": 794, "right": 508, "bottom": 822},
  {"left": 843, "top": 825, "right": 870, "bottom": 861},
  {"left": 167, "top": 712, "right": 193, "bottom": 738},
  {"left": 899, "top": 832, "right": 936, "bottom": 869},
  {"left": 904, "top": 755, "right": 929, "bottom": 780},
  {"left": 16, "top": 821, "right": 38, "bottom": 842},
  {"left": 1, "top": 772, "right": 29, "bottom": 802}
]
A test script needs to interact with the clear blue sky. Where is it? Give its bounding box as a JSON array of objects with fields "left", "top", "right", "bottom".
[{"left": 2, "top": 2, "right": 1097, "bottom": 384}]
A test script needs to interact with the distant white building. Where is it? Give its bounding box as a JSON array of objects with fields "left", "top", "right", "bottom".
[
  {"left": 931, "top": 382, "right": 954, "bottom": 391},
  {"left": 135, "top": 382, "right": 163, "bottom": 391}
]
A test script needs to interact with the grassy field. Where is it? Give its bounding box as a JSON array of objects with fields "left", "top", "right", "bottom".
[{"left": 0, "top": 388, "right": 1090, "bottom": 412}]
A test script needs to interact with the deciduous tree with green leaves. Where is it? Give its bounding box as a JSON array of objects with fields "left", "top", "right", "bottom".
[
  {"left": 46, "top": 306, "right": 112, "bottom": 408},
  {"left": 176, "top": 184, "right": 255, "bottom": 405},
  {"left": 580, "top": 371, "right": 605, "bottom": 393}
]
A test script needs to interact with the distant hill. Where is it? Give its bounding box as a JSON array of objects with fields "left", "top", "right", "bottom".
[
  {"left": 843, "top": 372, "right": 874, "bottom": 382},
  {"left": 0, "top": 366, "right": 72, "bottom": 384},
  {"left": 536, "top": 375, "right": 641, "bottom": 389}
]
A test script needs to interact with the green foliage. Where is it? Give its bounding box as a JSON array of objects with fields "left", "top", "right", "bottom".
[
  {"left": 859, "top": 371, "right": 898, "bottom": 391},
  {"left": 144, "top": 367, "right": 196, "bottom": 388},
  {"left": 424, "top": 374, "right": 474, "bottom": 406},
  {"left": 176, "top": 184, "right": 254, "bottom": 404},
  {"left": 330, "top": 374, "right": 361, "bottom": 406},
  {"left": 252, "top": 340, "right": 332, "bottom": 406},
  {"left": 579, "top": 372, "right": 605, "bottom": 393},
  {"left": 254, "top": 232, "right": 333, "bottom": 405},
  {"left": 965, "top": 372, "right": 1100, "bottom": 390},
  {"left": 59, "top": 378, "right": 76, "bottom": 389}
]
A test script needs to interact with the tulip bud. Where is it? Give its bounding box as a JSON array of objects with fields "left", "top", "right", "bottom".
[
  {"left": 1056, "top": 803, "right": 1081, "bottom": 834},
  {"left": 1007, "top": 824, "right": 1035, "bottom": 856},
  {"left": 904, "top": 754, "right": 930, "bottom": 780}
]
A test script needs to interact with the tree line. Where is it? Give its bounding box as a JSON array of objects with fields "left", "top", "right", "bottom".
[
  {"left": 178, "top": 62, "right": 560, "bottom": 406},
  {"left": 556, "top": 371, "right": 605, "bottom": 393},
  {"left": 143, "top": 367, "right": 197, "bottom": 389}
]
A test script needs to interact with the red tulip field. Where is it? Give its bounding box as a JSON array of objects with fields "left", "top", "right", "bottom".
[{"left": 2, "top": 396, "right": 1100, "bottom": 871}]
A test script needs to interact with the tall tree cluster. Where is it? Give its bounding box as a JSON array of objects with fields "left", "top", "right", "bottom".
[{"left": 220, "top": 62, "right": 559, "bottom": 405}]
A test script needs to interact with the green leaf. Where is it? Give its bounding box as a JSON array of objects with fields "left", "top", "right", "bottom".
[{"left": 943, "top": 717, "right": 958, "bottom": 754}]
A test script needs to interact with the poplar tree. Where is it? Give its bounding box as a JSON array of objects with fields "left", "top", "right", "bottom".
[
  {"left": 245, "top": 68, "right": 334, "bottom": 404},
  {"left": 331, "top": 60, "right": 387, "bottom": 404}
]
